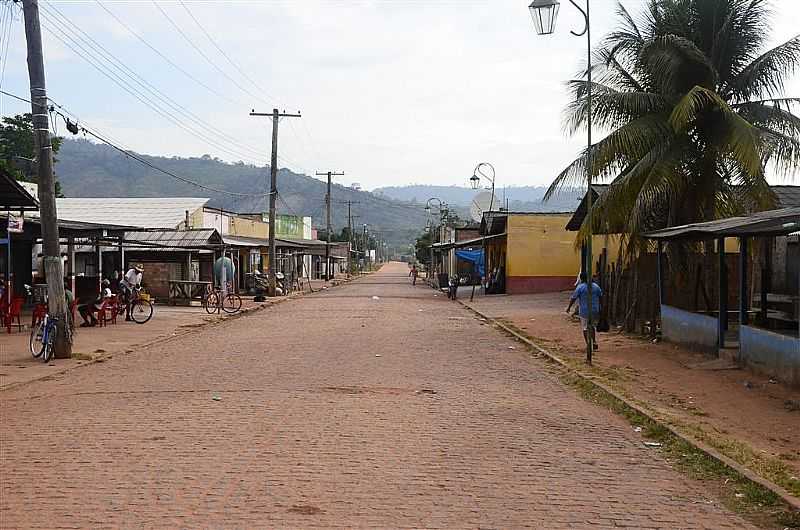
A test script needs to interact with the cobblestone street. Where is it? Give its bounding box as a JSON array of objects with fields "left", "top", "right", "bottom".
[{"left": 0, "top": 263, "right": 753, "bottom": 528}]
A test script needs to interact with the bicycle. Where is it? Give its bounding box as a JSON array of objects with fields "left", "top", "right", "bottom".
[
  {"left": 203, "top": 283, "right": 242, "bottom": 314},
  {"left": 125, "top": 286, "right": 154, "bottom": 324},
  {"left": 30, "top": 311, "right": 71, "bottom": 363}
]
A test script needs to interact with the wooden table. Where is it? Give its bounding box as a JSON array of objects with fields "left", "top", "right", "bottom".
[{"left": 168, "top": 280, "right": 212, "bottom": 305}]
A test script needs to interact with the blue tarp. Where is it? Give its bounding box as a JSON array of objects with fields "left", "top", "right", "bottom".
[{"left": 455, "top": 249, "right": 484, "bottom": 278}]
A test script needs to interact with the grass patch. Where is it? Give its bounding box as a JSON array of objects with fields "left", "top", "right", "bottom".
[
  {"left": 558, "top": 372, "right": 798, "bottom": 528},
  {"left": 70, "top": 351, "right": 94, "bottom": 361}
]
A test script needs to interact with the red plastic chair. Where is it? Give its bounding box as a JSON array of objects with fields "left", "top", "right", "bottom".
[
  {"left": 97, "top": 297, "right": 117, "bottom": 327},
  {"left": 5, "top": 296, "right": 24, "bottom": 334},
  {"left": 31, "top": 303, "right": 48, "bottom": 328}
]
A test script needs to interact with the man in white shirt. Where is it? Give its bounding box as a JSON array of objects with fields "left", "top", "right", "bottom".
[{"left": 120, "top": 264, "right": 143, "bottom": 321}]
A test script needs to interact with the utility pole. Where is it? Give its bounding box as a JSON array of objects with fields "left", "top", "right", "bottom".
[
  {"left": 347, "top": 201, "right": 352, "bottom": 278},
  {"left": 22, "top": 0, "right": 70, "bottom": 358},
  {"left": 250, "top": 108, "right": 301, "bottom": 296},
  {"left": 315, "top": 170, "right": 344, "bottom": 281}
]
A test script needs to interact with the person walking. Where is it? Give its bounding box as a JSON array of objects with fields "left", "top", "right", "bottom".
[
  {"left": 566, "top": 272, "right": 602, "bottom": 352},
  {"left": 409, "top": 264, "right": 418, "bottom": 286}
]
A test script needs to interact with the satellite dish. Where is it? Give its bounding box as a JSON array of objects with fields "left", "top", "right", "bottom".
[{"left": 470, "top": 191, "right": 496, "bottom": 222}]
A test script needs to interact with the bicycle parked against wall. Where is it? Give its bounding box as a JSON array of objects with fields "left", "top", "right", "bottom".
[{"left": 203, "top": 282, "right": 242, "bottom": 314}]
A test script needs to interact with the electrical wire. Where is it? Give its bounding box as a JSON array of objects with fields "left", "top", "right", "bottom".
[
  {"left": 94, "top": 0, "right": 243, "bottom": 109},
  {"left": 178, "top": 0, "right": 287, "bottom": 109},
  {"left": 151, "top": 1, "right": 273, "bottom": 109},
  {"left": 39, "top": 2, "right": 266, "bottom": 165},
  {"left": 1, "top": 89, "right": 266, "bottom": 198},
  {"left": 38, "top": 21, "right": 263, "bottom": 166}
]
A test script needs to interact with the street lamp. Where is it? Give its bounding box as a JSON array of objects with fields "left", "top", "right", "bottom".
[
  {"left": 469, "top": 162, "right": 496, "bottom": 298},
  {"left": 529, "top": 0, "right": 595, "bottom": 364},
  {"left": 471, "top": 162, "right": 496, "bottom": 212},
  {"left": 528, "top": 0, "right": 560, "bottom": 35}
]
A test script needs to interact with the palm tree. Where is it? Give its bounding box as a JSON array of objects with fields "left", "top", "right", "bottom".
[{"left": 545, "top": 0, "right": 800, "bottom": 256}]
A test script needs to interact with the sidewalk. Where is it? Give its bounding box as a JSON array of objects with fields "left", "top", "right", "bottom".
[
  {"left": 0, "top": 279, "right": 341, "bottom": 391},
  {"left": 462, "top": 291, "right": 800, "bottom": 498}
]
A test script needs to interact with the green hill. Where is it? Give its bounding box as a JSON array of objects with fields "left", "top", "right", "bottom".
[{"left": 55, "top": 139, "right": 427, "bottom": 245}]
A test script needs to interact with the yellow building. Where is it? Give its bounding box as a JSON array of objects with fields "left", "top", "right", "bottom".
[{"left": 483, "top": 212, "right": 582, "bottom": 293}]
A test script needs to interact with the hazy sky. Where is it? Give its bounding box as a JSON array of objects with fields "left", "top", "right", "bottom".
[{"left": 1, "top": 0, "right": 798, "bottom": 191}]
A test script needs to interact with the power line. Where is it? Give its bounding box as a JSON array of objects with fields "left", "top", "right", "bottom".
[
  {"left": 39, "top": 2, "right": 266, "bottom": 164},
  {"left": 152, "top": 1, "right": 273, "bottom": 109},
  {"left": 1, "top": 89, "right": 266, "bottom": 198},
  {"left": 178, "top": 0, "right": 286, "bottom": 109},
  {"left": 94, "top": 0, "right": 243, "bottom": 109}
]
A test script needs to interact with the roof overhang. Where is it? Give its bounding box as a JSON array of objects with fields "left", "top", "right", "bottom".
[
  {"left": 1, "top": 170, "right": 39, "bottom": 211},
  {"left": 645, "top": 207, "right": 800, "bottom": 241}
]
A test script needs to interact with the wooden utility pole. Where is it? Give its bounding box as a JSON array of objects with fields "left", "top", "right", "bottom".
[
  {"left": 315, "top": 170, "right": 344, "bottom": 281},
  {"left": 347, "top": 201, "right": 352, "bottom": 278},
  {"left": 250, "top": 108, "right": 301, "bottom": 296},
  {"left": 22, "top": 0, "right": 70, "bottom": 358}
]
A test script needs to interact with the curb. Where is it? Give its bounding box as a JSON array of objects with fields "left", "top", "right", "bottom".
[{"left": 457, "top": 299, "right": 800, "bottom": 512}]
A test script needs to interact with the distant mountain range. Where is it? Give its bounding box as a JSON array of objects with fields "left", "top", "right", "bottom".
[
  {"left": 54, "top": 139, "right": 427, "bottom": 245},
  {"left": 372, "top": 184, "right": 583, "bottom": 214}
]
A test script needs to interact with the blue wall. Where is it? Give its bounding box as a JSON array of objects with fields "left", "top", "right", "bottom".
[
  {"left": 740, "top": 325, "right": 799, "bottom": 386},
  {"left": 661, "top": 304, "right": 718, "bottom": 353}
]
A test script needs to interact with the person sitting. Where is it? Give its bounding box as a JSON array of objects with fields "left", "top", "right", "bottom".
[{"left": 78, "top": 279, "right": 112, "bottom": 327}]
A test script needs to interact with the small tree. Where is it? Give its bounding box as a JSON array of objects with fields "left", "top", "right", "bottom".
[{"left": 0, "top": 114, "right": 64, "bottom": 196}]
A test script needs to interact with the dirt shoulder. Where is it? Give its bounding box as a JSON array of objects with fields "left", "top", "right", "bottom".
[{"left": 464, "top": 291, "right": 800, "bottom": 499}]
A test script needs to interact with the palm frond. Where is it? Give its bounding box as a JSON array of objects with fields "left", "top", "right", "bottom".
[
  {"left": 723, "top": 35, "right": 800, "bottom": 102},
  {"left": 564, "top": 80, "right": 666, "bottom": 134}
]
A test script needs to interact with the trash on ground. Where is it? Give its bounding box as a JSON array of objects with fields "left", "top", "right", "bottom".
[
  {"left": 768, "top": 378, "right": 777, "bottom": 384},
  {"left": 633, "top": 426, "right": 642, "bottom": 433},
  {"left": 508, "top": 346, "right": 515, "bottom": 350},
  {"left": 371, "top": 296, "right": 380, "bottom": 300},
  {"left": 416, "top": 389, "right": 437, "bottom": 395},
  {"left": 375, "top": 354, "right": 381, "bottom": 357},
  {"left": 743, "top": 381, "right": 753, "bottom": 389},
  {"left": 212, "top": 395, "right": 222, "bottom": 401},
  {"left": 418, "top": 309, "right": 424, "bottom": 312},
  {"left": 643, "top": 441, "right": 662, "bottom": 447},
  {"left": 734, "top": 493, "right": 744, "bottom": 498}
]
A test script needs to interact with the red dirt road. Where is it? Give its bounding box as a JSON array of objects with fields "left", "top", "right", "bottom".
[{"left": 0, "top": 263, "right": 752, "bottom": 528}]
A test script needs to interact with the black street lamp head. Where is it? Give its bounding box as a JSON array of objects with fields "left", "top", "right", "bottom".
[
  {"left": 529, "top": 0, "right": 560, "bottom": 35},
  {"left": 469, "top": 173, "right": 480, "bottom": 190}
]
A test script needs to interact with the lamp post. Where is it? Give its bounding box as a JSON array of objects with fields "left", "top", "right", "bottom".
[
  {"left": 425, "top": 197, "right": 445, "bottom": 281},
  {"left": 528, "top": 0, "right": 595, "bottom": 363},
  {"left": 470, "top": 162, "right": 496, "bottom": 297}
]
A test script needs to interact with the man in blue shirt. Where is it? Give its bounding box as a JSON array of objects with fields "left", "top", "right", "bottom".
[{"left": 567, "top": 272, "right": 602, "bottom": 351}]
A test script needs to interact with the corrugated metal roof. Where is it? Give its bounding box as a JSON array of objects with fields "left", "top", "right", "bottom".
[
  {"left": 124, "top": 228, "right": 221, "bottom": 249},
  {"left": 1, "top": 169, "right": 39, "bottom": 211},
  {"left": 56, "top": 197, "right": 209, "bottom": 229},
  {"left": 646, "top": 207, "right": 800, "bottom": 240},
  {"left": 773, "top": 185, "right": 800, "bottom": 208},
  {"left": 223, "top": 235, "right": 267, "bottom": 247}
]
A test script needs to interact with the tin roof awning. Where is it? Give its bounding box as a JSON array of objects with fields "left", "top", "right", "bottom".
[
  {"left": 645, "top": 207, "right": 800, "bottom": 241},
  {"left": 432, "top": 233, "right": 507, "bottom": 251},
  {"left": 1, "top": 169, "right": 39, "bottom": 211}
]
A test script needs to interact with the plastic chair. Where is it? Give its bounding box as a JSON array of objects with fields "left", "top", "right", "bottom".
[
  {"left": 97, "top": 297, "right": 117, "bottom": 327},
  {"left": 5, "top": 296, "right": 24, "bottom": 334},
  {"left": 31, "top": 303, "right": 48, "bottom": 328}
]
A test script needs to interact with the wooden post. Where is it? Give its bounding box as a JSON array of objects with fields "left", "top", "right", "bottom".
[
  {"left": 761, "top": 238, "right": 771, "bottom": 324},
  {"left": 22, "top": 0, "right": 70, "bottom": 357},
  {"left": 739, "top": 237, "right": 749, "bottom": 327},
  {"left": 656, "top": 241, "right": 664, "bottom": 307},
  {"left": 718, "top": 237, "right": 727, "bottom": 351}
]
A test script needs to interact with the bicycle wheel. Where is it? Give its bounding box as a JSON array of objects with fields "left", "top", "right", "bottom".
[
  {"left": 222, "top": 293, "right": 242, "bottom": 313},
  {"left": 30, "top": 319, "right": 45, "bottom": 358},
  {"left": 41, "top": 327, "right": 55, "bottom": 363},
  {"left": 204, "top": 292, "right": 219, "bottom": 314},
  {"left": 130, "top": 300, "right": 154, "bottom": 324}
]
